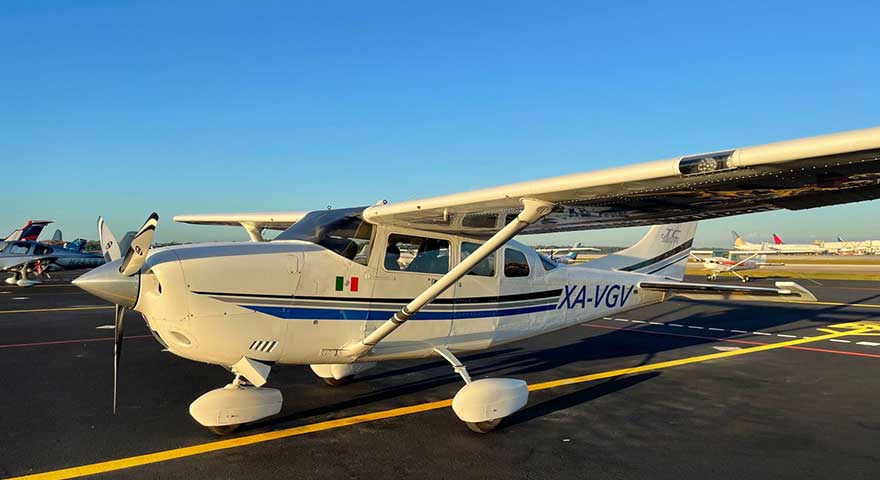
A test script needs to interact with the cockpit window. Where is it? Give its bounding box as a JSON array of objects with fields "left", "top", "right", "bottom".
[
  {"left": 274, "top": 207, "right": 373, "bottom": 265},
  {"left": 9, "top": 242, "right": 30, "bottom": 255}
]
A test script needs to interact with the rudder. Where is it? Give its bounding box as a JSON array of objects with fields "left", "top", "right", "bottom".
[{"left": 582, "top": 222, "right": 697, "bottom": 280}]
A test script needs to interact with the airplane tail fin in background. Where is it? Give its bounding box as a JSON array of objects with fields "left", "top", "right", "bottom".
[
  {"left": 837, "top": 236, "right": 846, "bottom": 242},
  {"left": 51, "top": 229, "right": 63, "bottom": 242},
  {"left": 567, "top": 242, "right": 581, "bottom": 260},
  {"left": 731, "top": 230, "right": 748, "bottom": 248},
  {"left": 17, "top": 220, "right": 54, "bottom": 242},
  {"left": 583, "top": 222, "right": 697, "bottom": 281},
  {"left": 772, "top": 233, "right": 784, "bottom": 245}
]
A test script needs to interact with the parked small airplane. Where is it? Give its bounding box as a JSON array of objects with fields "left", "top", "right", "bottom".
[
  {"left": 1, "top": 236, "right": 105, "bottom": 287},
  {"left": 73, "top": 126, "right": 880, "bottom": 435},
  {"left": 690, "top": 251, "right": 783, "bottom": 282},
  {"left": 535, "top": 242, "right": 600, "bottom": 264}
]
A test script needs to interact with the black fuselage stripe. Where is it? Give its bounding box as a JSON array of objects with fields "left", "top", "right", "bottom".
[
  {"left": 618, "top": 240, "right": 694, "bottom": 272},
  {"left": 193, "top": 289, "right": 563, "bottom": 305}
]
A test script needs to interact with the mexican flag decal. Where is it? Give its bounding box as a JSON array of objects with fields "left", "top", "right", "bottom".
[{"left": 335, "top": 276, "right": 359, "bottom": 292}]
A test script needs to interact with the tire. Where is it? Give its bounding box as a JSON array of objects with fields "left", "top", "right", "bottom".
[
  {"left": 207, "top": 424, "right": 241, "bottom": 436},
  {"left": 706, "top": 274, "right": 713, "bottom": 281},
  {"left": 743, "top": 275, "right": 751, "bottom": 282},
  {"left": 465, "top": 418, "right": 502, "bottom": 434},
  {"left": 322, "top": 375, "right": 354, "bottom": 386}
]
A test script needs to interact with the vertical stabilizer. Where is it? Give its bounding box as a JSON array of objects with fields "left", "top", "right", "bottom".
[
  {"left": 772, "top": 233, "right": 784, "bottom": 245},
  {"left": 582, "top": 222, "right": 697, "bottom": 280}
]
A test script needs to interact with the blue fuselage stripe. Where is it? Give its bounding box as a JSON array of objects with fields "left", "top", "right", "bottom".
[{"left": 242, "top": 303, "right": 557, "bottom": 320}]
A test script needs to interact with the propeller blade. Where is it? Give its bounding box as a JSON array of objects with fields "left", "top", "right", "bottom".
[
  {"left": 119, "top": 213, "right": 159, "bottom": 276},
  {"left": 98, "top": 217, "right": 121, "bottom": 262},
  {"left": 113, "top": 304, "right": 125, "bottom": 414}
]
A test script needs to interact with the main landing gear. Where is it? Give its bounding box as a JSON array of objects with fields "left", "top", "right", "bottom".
[
  {"left": 189, "top": 357, "right": 282, "bottom": 436},
  {"left": 435, "top": 347, "right": 529, "bottom": 434}
]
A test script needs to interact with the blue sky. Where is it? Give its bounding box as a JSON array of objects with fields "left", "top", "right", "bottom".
[{"left": 3, "top": 1, "right": 878, "bottom": 247}]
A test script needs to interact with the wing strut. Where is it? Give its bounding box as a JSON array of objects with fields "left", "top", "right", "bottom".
[{"left": 342, "top": 198, "right": 555, "bottom": 359}]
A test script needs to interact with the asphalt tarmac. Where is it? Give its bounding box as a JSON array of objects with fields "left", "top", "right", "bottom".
[{"left": 1, "top": 271, "right": 879, "bottom": 479}]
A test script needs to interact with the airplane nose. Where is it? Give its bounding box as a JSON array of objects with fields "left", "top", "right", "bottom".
[{"left": 72, "top": 260, "right": 140, "bottom": 308}]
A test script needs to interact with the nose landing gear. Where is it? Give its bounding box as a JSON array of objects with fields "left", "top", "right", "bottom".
[{"left": 189, "top": 357, "right": 282, "bottom": 435}]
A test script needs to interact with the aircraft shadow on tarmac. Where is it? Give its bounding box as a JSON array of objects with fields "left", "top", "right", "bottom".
[{"left": 251, "top": 295, "right": 879, "bottom": 433}]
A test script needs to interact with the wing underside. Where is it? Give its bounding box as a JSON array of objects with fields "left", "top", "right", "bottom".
[{"left": 363, "top": 127, "right": 880, "bottom": 236}]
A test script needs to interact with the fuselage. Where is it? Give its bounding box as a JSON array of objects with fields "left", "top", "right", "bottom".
[
  {"left": 0, "top": 240, "right": 104, "bottom": 271},
  {"left": 134, "top": 230, "right": 670, "bottom": 368}
]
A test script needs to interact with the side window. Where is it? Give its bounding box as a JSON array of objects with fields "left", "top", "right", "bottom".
[
  {"left": 9, "top": 242, "right": 30, "bottom": 255},
  {"left": 504, "top": 249, "right": 530, "bottom": 278},
  {"left": 386, "top": 234, "right": 449, "bottom": 274},
  {"left": 538, "top": 253, "right": 557, "bottom": 271},
  {"left": 461, "top": 242, "right": 496, "bottom": 277}
]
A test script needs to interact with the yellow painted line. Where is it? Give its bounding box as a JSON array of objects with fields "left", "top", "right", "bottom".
[
  {"left": 0, "top": 306, "right": 112, "bottom": 315},
  {"left": 6, "top": 327, "right": 870, "bottom": 480},
  {"left": 788, "top": 300, "right": 880, "bottom": 309}
]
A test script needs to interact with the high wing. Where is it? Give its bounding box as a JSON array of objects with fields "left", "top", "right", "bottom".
[
  {"left": 173, "top": 211, "right": 310, "bottom": 241},
  {"left": 362, "top": 127, "right": 880, "bottom": 235}
]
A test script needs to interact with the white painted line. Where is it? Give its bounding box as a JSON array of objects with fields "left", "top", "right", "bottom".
[
  {"left": 95, "top": 325, "right": 115, "bottom": 330},
  {"left": 730, "top": 330, "right": 748, "bottom": 334},
  {"left": 12, "top": 297, "right": 29, "bottom": 300},
  {"left": 648, "top": 322, "right": 664, "bottom": 325},
  {"left": 753, "top": 332, "right": 772, "bottom": 336},
  {"left": 856, "top": 341, "right": 880, "bottom": 347},
  {"left": 668, "top": 324, "right": 684, "bottom": 327},
  {"left": 776, "top": 334, "right": 797, "bottom": 338},
  {"left": 708, "top": 327, "right": 725, "bottom": 331},
  {"left": 712, "top": 346, "right": 742, "bottom": 352},
  {"left": 612, "top": 318, "right": 630, "bottom": 323},
  {"left": 829, "top": 339, "right": 851, "bottom": 343},
  {"left": 688, "top": 326, "right": 704, "bottom": 330},
  {"left": 602, "top": 317, "right": 613, "bottom": 320},
  {"left": 630, "top": 320, "right": 646, "bottom": 324}
]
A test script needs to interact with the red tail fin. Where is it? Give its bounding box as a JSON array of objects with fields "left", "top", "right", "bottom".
[{"left": 772, "top": 233, "right": 784, "bottom": 245}]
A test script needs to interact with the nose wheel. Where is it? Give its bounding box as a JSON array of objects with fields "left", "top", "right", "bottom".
[
  {"left": 207, "top": 424, "right": 241, "bottom": 436},
  {"left": 466, "top": 419, "right": 503, "bottom": 434}
]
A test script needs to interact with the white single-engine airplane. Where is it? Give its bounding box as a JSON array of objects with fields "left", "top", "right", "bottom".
[
  {"left": 73, "top": 127, "right": 880, "bottom": 435},
  {"left": 690, "top": 251, "right": 783, "bottom": 282}
]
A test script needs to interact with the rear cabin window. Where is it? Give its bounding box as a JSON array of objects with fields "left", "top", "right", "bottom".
[
  {"left": 461, "top": 242, "right": 496, "bottom": 277},
  {"left": 504, "top": 249, "right": 530, "bottom": 278},
  {"left": 538, "top": 253, "right": 557, "bottom": 271},
  {"left": 386, "top": 234, "right": 449, "bottom": 274}
]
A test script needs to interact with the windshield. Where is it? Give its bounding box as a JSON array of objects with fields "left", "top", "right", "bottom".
[{"left": 275, "top": 207, "right": 373, "bottom": 265}]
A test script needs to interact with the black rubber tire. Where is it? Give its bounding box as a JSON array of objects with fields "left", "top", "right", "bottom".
[
  {"left": 742, "top": 276, "right": 750, "bottom": 283},
  {"left": 207, "top": 424, "right": 241, "bottom": 436},
  {"left": 465, "top": 418, "right": 502, "bottom": 434},
  {"left": 322, "top": 375, "right": 354, "bottom": 386},
  {"left": 706, "top": 274, "right": 714, "bottom": 281}
]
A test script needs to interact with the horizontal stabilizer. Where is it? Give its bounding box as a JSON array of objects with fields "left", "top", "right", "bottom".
[{"left": 638, "top": 280, "right": 816, "bottom": 302}]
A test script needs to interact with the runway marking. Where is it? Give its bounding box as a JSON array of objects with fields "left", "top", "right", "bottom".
[
  {"left": 12, "top": 297, "right": 29, "bottom": 300},
  {"left": 0, "top": 306, "right": 111, "bottom": 315},
  {"left": 603, "top": 318, "right": 880, "bottom": 349},
  {"left": 95, "top": 325, "right": 115, "bottom": 330},
  {"left": 583, "top": 324, "right": 880, "bottom": 359},
  {"left": 829, "top": 339, "right": 851, "bottom": 343},
  {"left": 6, "top": 327, "right": 871, "bottom": 480},
  {"left": 0, "top": 335, "right": 152, "bottom": 349},
  {"left": 784, "top": 300, "right": 880, "bottom": 309}
]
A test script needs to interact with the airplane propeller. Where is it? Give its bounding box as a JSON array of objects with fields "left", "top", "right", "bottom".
[{"left": 77, "top": 213, "right": 159, "bottom": 413}]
